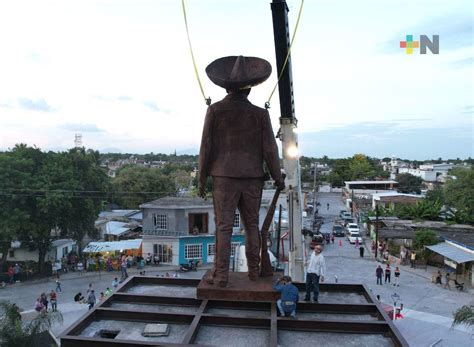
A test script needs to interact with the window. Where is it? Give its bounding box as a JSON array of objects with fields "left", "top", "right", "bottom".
[
  {"left": 185, "top": 244, "right": 203, "bottom": 260},
  {"left": 9, "top": 250, "right": 14, "bottom": 258},
  {"left": 153, "top": 244, "right": 173, "bottom": 263},
  {"left": 153, "top": 214, "right": 168, "bottom": 230},
  {"left": 231, "top": 242, "right": 241, "bottom": 257},
  {"left": 233, "top": 212, "right": 240, "bottom": 228},
  {"left": 207, "top": 243, "right": 216, "bottom": 256},
  {"left": 62, "top": 246, "right": 69, "bottom": 257}
]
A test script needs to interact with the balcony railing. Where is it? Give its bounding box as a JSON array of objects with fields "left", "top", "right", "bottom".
[{"left": 143, "top": 229, "right": 185, "bottom": 237}]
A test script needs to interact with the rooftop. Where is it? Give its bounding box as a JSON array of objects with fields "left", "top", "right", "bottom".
[{"left": 141, "top": 195, "right": 271, "bottom": 209}]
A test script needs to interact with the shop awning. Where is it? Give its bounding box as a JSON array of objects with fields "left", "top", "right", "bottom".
[
  {"left": 426, "top": 242, "right": 474, "bottom": 264},
  {"left": 83, "top": 239, "right": 142, "bottom": 253}
]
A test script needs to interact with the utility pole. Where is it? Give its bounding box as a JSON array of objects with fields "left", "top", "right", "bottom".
[
  {"left": 270, "top": 0, "right": 305, "bottom": 282},
  {"left": 312, "top": 162, "right": 317, "bottom": 208},
  {"left": 375, "top": 205, "right": 379, "bottom": 259}
]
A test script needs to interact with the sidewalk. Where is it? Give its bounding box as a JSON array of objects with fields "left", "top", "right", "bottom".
[{"left": 362, "top": 237, "right": 474, "bottom": 295}]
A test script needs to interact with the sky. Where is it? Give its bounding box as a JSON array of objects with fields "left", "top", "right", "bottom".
[{"left": 0, "top": 0, "right": 472, "bottom": 160}]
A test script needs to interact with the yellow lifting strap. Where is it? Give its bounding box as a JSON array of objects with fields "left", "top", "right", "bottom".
[
  {"left": 181, "top": 0, "right": 211, "bottom": 106},
  {"left": 265, "top": 0, "right": 304, "bottom": 109}
]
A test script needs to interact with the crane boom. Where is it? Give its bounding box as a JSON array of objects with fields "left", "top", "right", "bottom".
[{"left": 270, "top": 0, "right": 305, "bottom": 282}]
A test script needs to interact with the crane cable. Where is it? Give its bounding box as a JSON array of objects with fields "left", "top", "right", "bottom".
[
  {"left": 181, "top": 0, "right": 211, "bottom": 106},
  {"left": 265, "top": 0, "right": 304, "bottom": 109}
]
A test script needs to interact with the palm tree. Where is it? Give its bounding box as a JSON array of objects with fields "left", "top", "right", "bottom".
[
  {"left": 0, "top": 301, "right": 63, "bottom": 347},
  {"left": 452, "top": 305, "right": 474, "bottom": 328}
]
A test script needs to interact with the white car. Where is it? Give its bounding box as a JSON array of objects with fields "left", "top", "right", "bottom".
[
  {"left": 346, "top": 223, "right": 360, "bottom": 233},
  {"left": 348, "top": 232, "right": 363, "bottom": 244}
]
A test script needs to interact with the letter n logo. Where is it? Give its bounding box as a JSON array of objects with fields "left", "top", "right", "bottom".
[{"left": 420, "top": 35, "right": 439, "bottom": 54}]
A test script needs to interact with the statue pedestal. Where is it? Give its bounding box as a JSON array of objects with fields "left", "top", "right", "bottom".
[{"left": 197, "top": 270, "right": 281, "bottom": 302}]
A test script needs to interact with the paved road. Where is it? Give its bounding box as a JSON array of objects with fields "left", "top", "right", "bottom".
[{"left": 314, "top": 192, "right": 473, "bottom": 347}]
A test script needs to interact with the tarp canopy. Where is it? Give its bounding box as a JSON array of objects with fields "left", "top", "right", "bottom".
[
  {"left": 83, "top": 239, "right": 142, "bottom": 253},
  {"left": 426, "top": 242, "right": 474, "bottom": 264}
]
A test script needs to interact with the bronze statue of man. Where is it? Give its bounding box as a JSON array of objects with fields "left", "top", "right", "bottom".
[{"left": 198, "top": 56, "right": 284, "bottom": 287}]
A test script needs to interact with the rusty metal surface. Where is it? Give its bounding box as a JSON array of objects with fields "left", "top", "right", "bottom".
[
  {"left": 197, "top": 270, "right": 281, "bottom": 301},
  {"left": 60, "top": 276, "right": 409, "bottom": 347}
]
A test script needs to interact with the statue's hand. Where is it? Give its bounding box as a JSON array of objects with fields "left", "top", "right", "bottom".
[
  {"left": 198, "top": 183, "right": 207, "bottom": 199},
  {"left": 275, "top": 179, "right": 285, "bottom": 192}
]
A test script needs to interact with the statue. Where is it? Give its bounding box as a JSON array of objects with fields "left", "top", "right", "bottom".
[{"left": 198, "top": 55, "right": 284, "bottom": 287}]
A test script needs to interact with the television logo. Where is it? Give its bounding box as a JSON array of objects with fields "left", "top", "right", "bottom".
[{"left": 400, "top": 35, "right": 439, "bottom": 54}]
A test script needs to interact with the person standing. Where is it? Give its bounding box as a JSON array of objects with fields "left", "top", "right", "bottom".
[
  {"left": 273, "top": 276, "right": 299, "bottom": 318},
  {"left": 40, "top": 292, "right": 49, "bottom": 311},
  {"left": 55, "top": 278, "right": 62, "bottom": 292},
  {"left": 199, "top": 56, "right": 284, "bottom": 288},
  {"left": 384, "top": 264, "right": 391, "bottom": 284},
  {"left": 410, "top": 252, "right": 416, "bottom": 268},
  {"left": 13, "top": 263, "right": 21, "bottom": 282},
  {"left": 435, "top": 271, "right": 442, "bottom": 285},
  {"left": 355, "top": 238, "right": 360, "bottom": 248},
  {"left": 8, "top": 265, "right": 14, "bottom": 284},
  {"left": 50, "top": 290, "right": 57, "bottom": 312},
  {"left": 359, "top": 246, "right": 365, "bottom": 258},
  {"left": 444, "top": 272, "right": 451, "bottom": 290},
  {"left": 394, "top": 267, "right": 400, "bottom": 286},
  {"left": 376, "top": 265, "right": 383, "bottom": 285},
  {"left": 87, "top": 290, "right": 96, "bottom": 310},
  {"left": 304, "top": 245, "right": 326, "bottom": 302}
]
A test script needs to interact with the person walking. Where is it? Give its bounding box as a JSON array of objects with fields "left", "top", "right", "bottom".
[
  {"left": 435, "top": 271, "right": 442, "bottom": 285},
  {"left": 410, "top": 252, "right": 416, "bottom": 268},
  {"left": 304, "top": 245, "right": 326, "bottom": 303},
  {"left": 273, "top": 276, "right": 299, "bottom": 318},
  {"left": 384, "top": 264, "right": 391, "bottom": 284},
  {"left": 393, "top": 267, "right": 400, "bottom": 286},
  {"left": 376, "top": 265, "right": 383, "bottom": 285},
  {"left": 55, "top": 278, "right": 62, "bottom": 292},
  {"left": 87, "top": 290, "right": 96, "bottom": 310},
  {"left": 355, "top": 238, "right": 360, "bottom": 248},
  {"left": 444, "top": 272, "right": 451, "bottom": 290},
  {"left": 359, "top": 246, "right": 365, "bottom": 258},
  {"left": 13, "top": 263, "right": 21, "bottom": 282},
  {"left": 50, "top": 290, "right": 57, "bottom": 312}
]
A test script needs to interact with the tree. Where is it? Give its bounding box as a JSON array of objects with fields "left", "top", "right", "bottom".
[
  {"left": 0, "top": 301, "right": 63, "bottom": 347},
  {"left": 412, "top": 229, "right": 438, "bottom": 250},
  {"left": 396, "top": 173, "right": 423, "bottom": 194},
  {"left": 348, "top": 154, "right": 374, "bottom": 180},
  {"left": 395, "top": 200, "right": 442, "bottom": 221},
  {"left": 452, "top": 305, "right": 474, "bottom": 328},
  {"left": 112, "top": 166, "right": 175, "bottom": 209},
  {"left": 443, "top": 167, "right": 474, "bottom": 224}
]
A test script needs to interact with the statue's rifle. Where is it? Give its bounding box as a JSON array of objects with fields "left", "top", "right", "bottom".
[{"left": 260, "top": 175, "right": 285, "bottom": 277}]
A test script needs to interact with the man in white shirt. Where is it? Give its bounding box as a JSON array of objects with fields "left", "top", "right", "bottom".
[{"left": 304, "top": 244, "right": 326, "bottom": 302}]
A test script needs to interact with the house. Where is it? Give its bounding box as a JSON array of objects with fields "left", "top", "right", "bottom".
[
  {"left": 372, "top": 192, "right": 423, "bottom": 210},
  {"left": 92, "top": 209, "right": 143, "bottom": 242},
  {"left": 5, "top": 239, "right": 77, "bottom": 263},
  {"left": 140, "top": 196, "right": 272, "bottom": 266}
]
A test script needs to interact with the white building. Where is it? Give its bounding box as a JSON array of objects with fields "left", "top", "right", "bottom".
[{"left": 6, "top": 239, "right": 77, "bottom": 263}]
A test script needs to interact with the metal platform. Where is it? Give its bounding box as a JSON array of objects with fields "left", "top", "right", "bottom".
[{"left": 60, "top": 275, "right": 408, "bottom": 347}]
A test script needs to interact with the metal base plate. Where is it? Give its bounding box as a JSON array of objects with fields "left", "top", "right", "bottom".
[{"left": 197, "top": 270, "right": 281, "bottom": 301}]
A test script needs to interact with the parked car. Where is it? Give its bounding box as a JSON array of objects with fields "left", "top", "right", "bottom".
[
  {"left": 346, "top": 223, "right": 360, "bottom": 233},
  {"left": 348, "top": 231, "right": 363, "bottom": 244},
  {"left": 332, "top": 225, "right": 345, "bottom": 237},
  {"left": 340, "top": 210, "right": 351, "bottom": 218}
]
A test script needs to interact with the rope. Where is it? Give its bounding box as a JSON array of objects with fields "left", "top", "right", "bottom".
[
  {"left": 265, "top": 0, "right": 305, "bottom": 109},
  {"left": 181, "top": 0, "right": 211, "bottom": 106}
]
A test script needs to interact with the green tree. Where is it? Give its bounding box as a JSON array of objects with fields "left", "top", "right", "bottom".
[
  {"left": 112, "top": 166, "right": 175, "bottom": 209},
  {"left": 348, "top": 154, "right": 374, "bottom": 180},
  {"left": 396, "top": 173, "right": 423, "bottom": 194},
  {"left": 443, "top": 167, "right": 474, "bottom": 223},
  {"left": 0, "top": 301, "right": 63, "bottom": 347},
  {"left": 412, "top": 229, "right": 438, "bottom": 250},
  {"left": 395, "top": 200, "right": 442, "bottom": 221}
]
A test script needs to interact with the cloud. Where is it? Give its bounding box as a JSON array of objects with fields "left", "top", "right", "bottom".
[
  {"left": 451, "top": 57, "right": 474, "bottom": 68},
  {"left": 93, "top": 95, "right": 133, "bottom": 102},
  {"left": 59, "top": 123, "right": 105, "bottom": 133},
  {"left": 17, "top": 98, "right": 54, "bottom": 112},
  {"left": 117, "top": 96, "right": 133, "bottom": 101},
  {"left": 462, "top": 105, "right": 474, "bottom": 114},
  {"left": 143, "top": 101, "right": 170, "bottom": 114},
  {"left": 298, "top": 121, "right": 473, "bottom": 159}
]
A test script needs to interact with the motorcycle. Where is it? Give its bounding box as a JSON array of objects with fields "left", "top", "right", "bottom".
[{"left": 179, "top": 259, "right": 199, "bottom": 272}]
